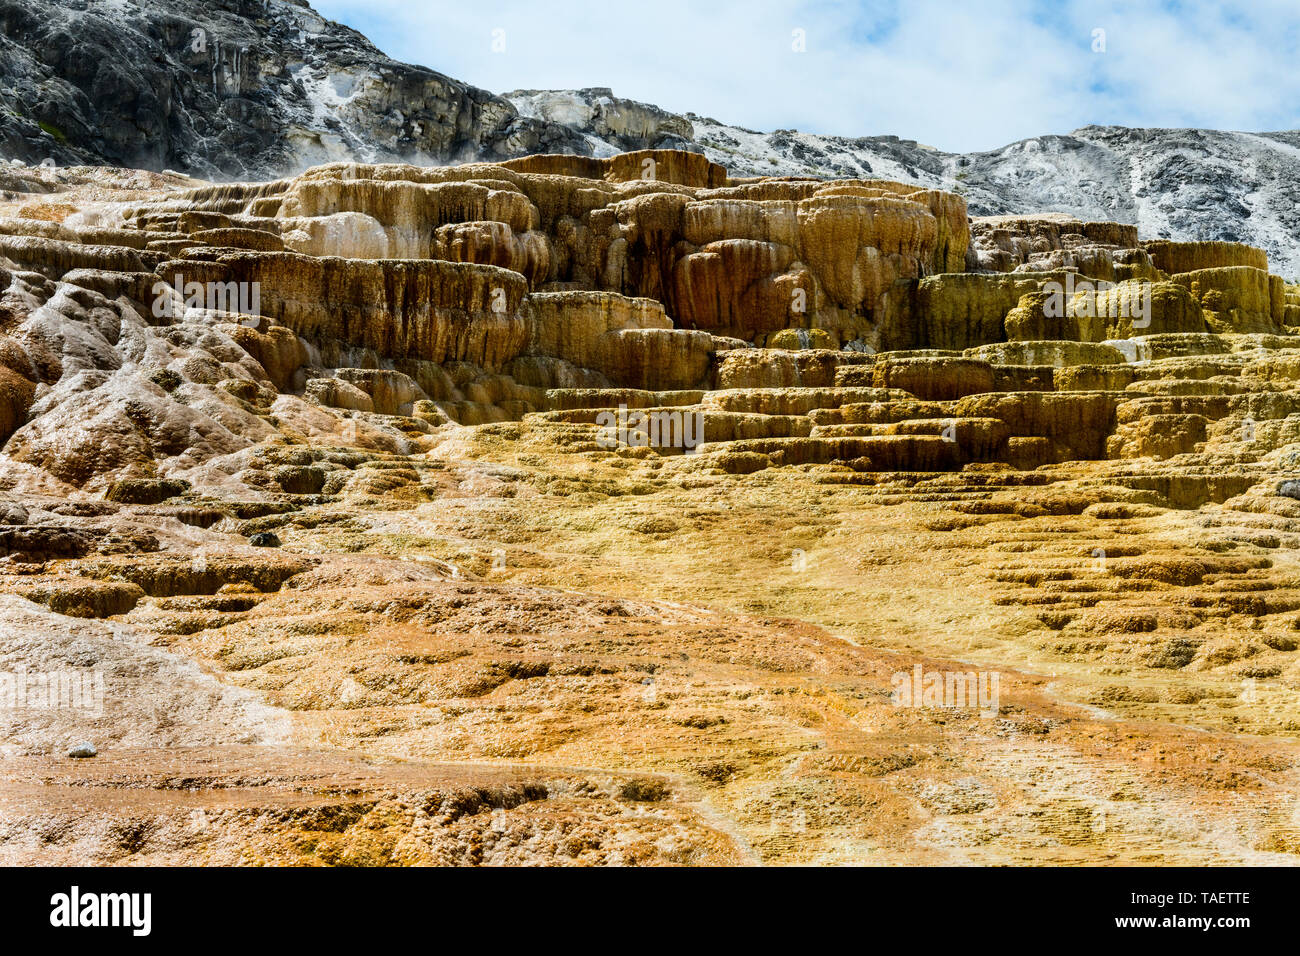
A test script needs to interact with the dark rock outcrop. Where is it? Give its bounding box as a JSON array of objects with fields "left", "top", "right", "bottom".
[{"left": 0, "top": 0, "right": 588, "bottom": 178}]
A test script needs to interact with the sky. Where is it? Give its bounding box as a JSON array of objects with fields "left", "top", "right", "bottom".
[{"left": 310, "top": 0, "right": 1300, "bottom": 153}]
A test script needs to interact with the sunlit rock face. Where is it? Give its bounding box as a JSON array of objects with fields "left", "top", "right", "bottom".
[
  {"left": 4, "top": 152, "right": 1300, "bottom": 868},
  {"left": 513, "top": 89, "right": 1300, "bottom": 280},
  {"left": 7, "top": 0, "right": 1300, "bottom": 285},
  {"left": 1, "top": 149, "right": 1299, "bottom": 491}
]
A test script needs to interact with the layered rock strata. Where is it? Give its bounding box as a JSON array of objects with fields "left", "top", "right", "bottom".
[
  {"left": 2, "top": 152, "right": 1299, "bottom": 490},
  {"left": 4, "top": 153, "right": 1300, "bottom": 866}
]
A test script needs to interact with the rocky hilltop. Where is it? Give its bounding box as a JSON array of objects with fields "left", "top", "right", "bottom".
[
  {"left": 2, "top": 1, "right": 1299, "bottom": 275},
  {"left": 1, "top": 149, "right": 1300, "bottom": 864},
  {"left": 0, "top": 0, "right": 585, "bottom": 177},
  {"left": 510, "top": 90, "right": 1300, "bottom": 280}
]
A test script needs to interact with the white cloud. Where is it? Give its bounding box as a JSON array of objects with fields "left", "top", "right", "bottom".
[{"left": 310, "top": 0, "right": 1300, "bottom": 151}]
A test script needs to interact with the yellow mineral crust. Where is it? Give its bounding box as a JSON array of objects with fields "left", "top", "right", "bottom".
[{"left": 1, "top": 155, "right": 1299, "bottom": 866}]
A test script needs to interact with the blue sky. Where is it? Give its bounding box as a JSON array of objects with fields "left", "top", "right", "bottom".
[{"left": 311, "top": 0, "right": 1300, "bottom": 152}]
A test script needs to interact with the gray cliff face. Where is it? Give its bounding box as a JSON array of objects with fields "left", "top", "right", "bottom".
[
  {"left": 0, "top": 0, "right": 587, "bottom": 178},
  {"left": 1, "top": 2, "right": 1297, "bottom": 274},
  {"left": 505, "top": 88, "right": 701, "bottom": 156}
]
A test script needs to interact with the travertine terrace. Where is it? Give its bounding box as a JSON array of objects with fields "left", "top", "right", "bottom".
[{"left": 1, "top": 152, "right": 1300, "bottom": 865}]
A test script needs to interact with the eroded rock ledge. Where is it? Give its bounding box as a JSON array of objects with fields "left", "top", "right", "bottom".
[
  {"left": 3, "top": 152, "right": 1300, "bottom": 867},
  {"left": 0, "top": 149, "right": 1296, "bottom": 498}
]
